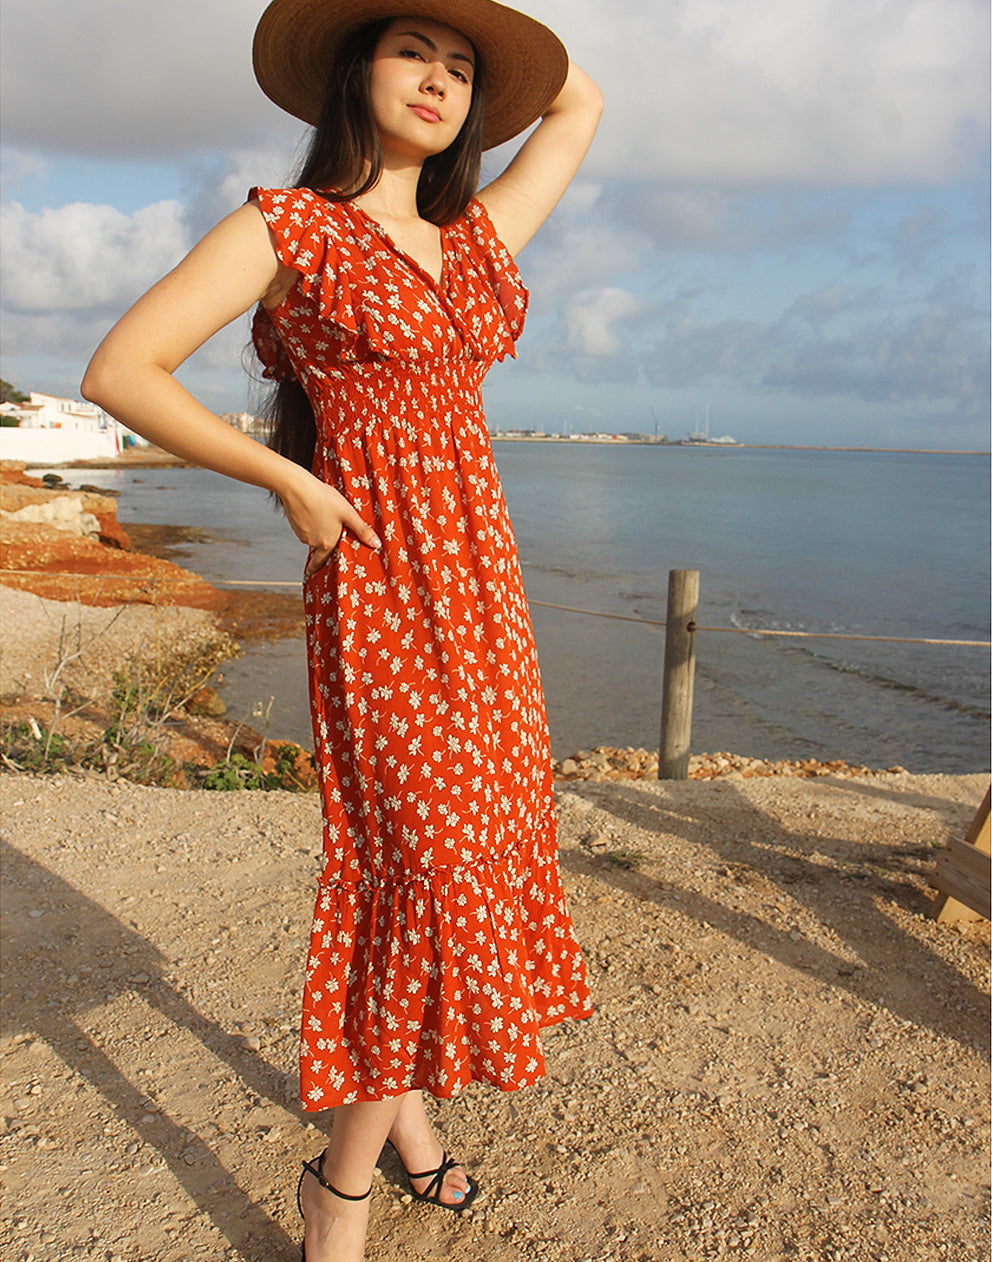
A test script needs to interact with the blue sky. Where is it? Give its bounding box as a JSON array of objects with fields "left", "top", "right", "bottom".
[{"left": 2, "top": 0, "right": 989, "bottom": 448}]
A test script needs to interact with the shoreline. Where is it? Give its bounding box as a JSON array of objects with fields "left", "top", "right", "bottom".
[
  {"left": 23, "top": 441, "right": 992, "bottom": 467},
  {"left": 489, "top": 436, "right": 990, "bottom": 455},
  {"left": 3, "top": 459, "right": 987, "bottom": 779}
]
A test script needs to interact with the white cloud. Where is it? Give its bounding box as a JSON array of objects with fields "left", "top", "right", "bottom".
[
  {"left": 763, "top": 305, "right": 990, "bottom": 406},
  {"left": 2, "top": 0, "right": 986, "bottom": 187},
  {"left": 1, "top": 200, "right": 191, "bottom": 311},
  {"left": 1, "top": 0, "right": 299, "bottom": 156},
  {"left": 530, "top": 0, "right": 989, "bottom": 185},
  {"left": 564, "top": 286, "right": 647, "bottom": 356}
]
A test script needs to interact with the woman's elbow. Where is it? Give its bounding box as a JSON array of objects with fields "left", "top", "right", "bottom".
[
  {"left": 80, "top": 350, "right": 118, "bottom": 411},
  {"left": 79, "top": 363, "right": 101, "bottom": 406}
]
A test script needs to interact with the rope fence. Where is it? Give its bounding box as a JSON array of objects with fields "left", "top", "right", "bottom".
[
  {"left": 2, "top": 569, "right": 988, "bottom": 649},
  {"left": 4, "top": 564, "right": 988, "bottom": 780}
]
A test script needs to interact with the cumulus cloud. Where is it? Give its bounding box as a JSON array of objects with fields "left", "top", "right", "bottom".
[
  {"left": 638, "top": 285, "right": 991, "bottom": 414},
  {"left": 1, "top": 0, "right": 297, "bottom": 157},
  {"left": 533, "top": 0, "right": 990, "bottom": 186},
  {"left": 763, "top": 305, "right": 990, "bottom": 406},
  {"left": 1, "top": 200, "right": 191, "bottom": 312},
  {"left": 2, "top": 0, "right": 987, "bottom": 187},
  {"left": 564, "top": 286, "right": 648, "bottom": 356}
]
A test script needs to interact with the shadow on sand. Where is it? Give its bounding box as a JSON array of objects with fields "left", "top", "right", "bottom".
[
  {"left": 2, "top": 837, "right": 301, "bottom": 1259},
  {"left": 560, "top": 778, "right": 989, "bottom": 1053}
]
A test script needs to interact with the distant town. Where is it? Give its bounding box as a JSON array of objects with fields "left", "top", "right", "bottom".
[
  {"left": 0, "top": 382, "right": 738, "bottom": 461},
  {"left": 488, "top": 427, "right": 738, "bottom": 446},
  {"left": 3, "top": 383, "right": 982, "bottom": 462}
]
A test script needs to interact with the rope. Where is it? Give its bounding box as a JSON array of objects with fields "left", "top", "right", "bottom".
[
  {"left": 2, "top": 572, "right": 988, "bottom": 649},
  {"left": 527, "top": 600, "right": 990, "bottom": 648}
]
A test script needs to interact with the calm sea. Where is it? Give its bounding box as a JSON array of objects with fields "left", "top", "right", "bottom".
[{"left": 68, "top": 445, "right": 991, "bottom": 773}]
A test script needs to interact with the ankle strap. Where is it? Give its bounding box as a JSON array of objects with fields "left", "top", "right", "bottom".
[{"left": 298, "top": 1149, "right": 372, "bottom": 1217}]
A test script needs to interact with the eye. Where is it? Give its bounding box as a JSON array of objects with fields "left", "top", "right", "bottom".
[
  {"left": 449, "top": 67, "right": 470, "bottom": 84},
  {"left": 398, "top": 46, "right": 425, "bottom": 61}
]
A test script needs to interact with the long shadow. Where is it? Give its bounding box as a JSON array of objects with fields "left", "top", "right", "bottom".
[
  {"left": 563, "top": 779, "right": 990, "bottom": 1052},
  {"left": 808, "top": 773, "right": 989, "bottom": 816},
  {"left": 1, "top": 837, "right": 300, "bottom": 1259}
]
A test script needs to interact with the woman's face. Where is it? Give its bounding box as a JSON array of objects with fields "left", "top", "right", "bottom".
[{"left": 369, "top": 18, "right": 476, "bottom": 158}]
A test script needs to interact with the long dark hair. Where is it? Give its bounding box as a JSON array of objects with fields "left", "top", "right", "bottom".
[{"left": 261, "top": 19, "right": 486, "bottom": 475}]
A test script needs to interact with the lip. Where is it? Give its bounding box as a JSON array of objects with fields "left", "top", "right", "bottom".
[{"left": 408, "top": 103, "right": 442, "bottom": 123}]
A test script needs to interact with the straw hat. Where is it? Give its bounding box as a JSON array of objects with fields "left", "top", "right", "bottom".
[{"left": 253, "top": 0, "right": 568, "bottom": 149}]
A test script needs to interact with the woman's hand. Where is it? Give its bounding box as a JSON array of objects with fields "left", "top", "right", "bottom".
[{"left": 278, "top": 463, "right": 382, "bottom": 577}]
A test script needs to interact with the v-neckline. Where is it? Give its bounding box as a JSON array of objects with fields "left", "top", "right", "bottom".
[{"left": 344, "top": 199, "right": 448, "bottom": 292}]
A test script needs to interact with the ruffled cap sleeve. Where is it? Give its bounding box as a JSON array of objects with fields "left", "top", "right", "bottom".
[
  {"left": 461, "top": 199, "right": 529, "bottom": 351},
  {"left": 248, "top": 186, "right": 363, "bottom": 379}
]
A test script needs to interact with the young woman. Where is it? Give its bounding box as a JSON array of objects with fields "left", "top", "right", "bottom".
[{"left": 83, "top": 2, "right": 602, "bottom": 1258}]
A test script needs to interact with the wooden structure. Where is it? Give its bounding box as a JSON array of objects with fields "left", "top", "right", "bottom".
[
  {"left": 931, "top": 786, "right": 991, "bottom": 923},
  {"left": 659, "top": 569, "right": 699, "bottom": 781}
]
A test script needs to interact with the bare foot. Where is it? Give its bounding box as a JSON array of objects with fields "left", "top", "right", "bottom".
[
  {"left": 386, "top": 1095, "right": 474, "bottom": 1208},
  {"left": 298, "top": 1152, "right": 371, "bottom": 1262}
]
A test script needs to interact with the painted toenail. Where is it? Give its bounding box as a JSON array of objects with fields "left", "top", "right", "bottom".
[{"left": 454, "top": 1190, "right": 464, "bottom": 1200}]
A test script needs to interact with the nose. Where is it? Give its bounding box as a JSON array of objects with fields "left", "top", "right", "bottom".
[{"left": 422, "top": 60, "right": 446, "bottom": 96}]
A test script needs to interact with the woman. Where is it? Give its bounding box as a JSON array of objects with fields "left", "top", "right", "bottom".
[{"left": 83, "top": 2, "right": 602, "bottom": 1258}]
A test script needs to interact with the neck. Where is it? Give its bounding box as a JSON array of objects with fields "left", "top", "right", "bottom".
[{"left": 353, "top": 157, "right": 425, "bottom": 223}]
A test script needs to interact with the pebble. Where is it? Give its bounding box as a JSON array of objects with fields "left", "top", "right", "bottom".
[{"left": 552, "top": 745, "right": 883, "bottom": 782}]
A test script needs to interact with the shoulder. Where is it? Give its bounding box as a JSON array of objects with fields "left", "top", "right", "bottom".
[
  {"left": 248, "top": 186, "right": 330, "bottom": 227},
  {"left": 450, "top": 198, "right": 516, "bottom": 269}
]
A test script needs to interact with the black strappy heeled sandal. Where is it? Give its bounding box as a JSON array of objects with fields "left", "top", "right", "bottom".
[
  {"left": 385, "top": 1137, "right": 479, "bottom": 1214},
  {"left": 297, "top": 1149, "right": 372, "bottom": 1262}
]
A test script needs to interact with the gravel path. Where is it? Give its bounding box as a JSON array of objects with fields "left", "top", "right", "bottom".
[{"left": 2, "top": 769, "right": 989, "bottom": 1262}]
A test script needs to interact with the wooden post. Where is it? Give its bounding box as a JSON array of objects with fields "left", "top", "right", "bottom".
[{"left": 659, "top": 569, "right": 699, "bottom": 780}]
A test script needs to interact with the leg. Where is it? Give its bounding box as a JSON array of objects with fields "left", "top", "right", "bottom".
[
  {"left": 300, "top": 1096, "right": 404, "bottom": 1262},
  {"left": 387, "top": 1090, "right": 472, "bottom": 1207}
]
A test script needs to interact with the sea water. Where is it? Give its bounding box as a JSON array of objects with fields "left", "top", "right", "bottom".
[{"left": 72, "top": 445, "right": 991, "bottom": 772}]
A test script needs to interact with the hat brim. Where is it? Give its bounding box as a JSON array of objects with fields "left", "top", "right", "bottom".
[{"left": 253, "top": 0, "right": 568, "bottom": 150}]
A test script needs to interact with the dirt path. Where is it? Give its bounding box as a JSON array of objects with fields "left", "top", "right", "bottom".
[{"left": 2, "top": 769, "right": 989, "bottom": 1261}]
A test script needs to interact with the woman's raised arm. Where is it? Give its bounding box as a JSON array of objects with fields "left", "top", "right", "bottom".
[
  {"left": 477, "top": 61, "right": 603, "bottom": 257},
  {"left": 82, "top": 203, "right": 380, "bottom": 569}
]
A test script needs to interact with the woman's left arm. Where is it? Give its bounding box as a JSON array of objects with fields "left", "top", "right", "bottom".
[{"left": 477, "top": 61, "right": 603, "bottom": 257}]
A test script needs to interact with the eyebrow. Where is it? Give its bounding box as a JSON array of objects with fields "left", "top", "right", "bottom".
[{"left": 396, "top": 30, "right": 475, "bottom": 68}]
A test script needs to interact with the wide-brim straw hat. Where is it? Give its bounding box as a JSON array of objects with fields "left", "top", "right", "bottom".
[{"left": 253, "top": 0, "right": 568, "bottom": 149}]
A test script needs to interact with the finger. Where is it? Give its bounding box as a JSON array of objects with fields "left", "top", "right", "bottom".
[
  {"left": 340, "top": 505, "right": 382, "bottom": 551},
  {"left": 305, "top": 547, "right": 335, "bottom": 579}
]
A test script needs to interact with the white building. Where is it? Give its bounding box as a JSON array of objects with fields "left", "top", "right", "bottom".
[{"left": 0, "top": 392, "right": 136, "bottom": 463}]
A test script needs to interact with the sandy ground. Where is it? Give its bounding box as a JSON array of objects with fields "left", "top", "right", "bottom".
[{"left": 2, "top": 768, "right": 989, "bottom": 1262}]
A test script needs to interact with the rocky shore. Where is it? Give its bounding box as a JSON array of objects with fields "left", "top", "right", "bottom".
[{"left": 2, "top": 459, "right": 904, "bottom": 790}]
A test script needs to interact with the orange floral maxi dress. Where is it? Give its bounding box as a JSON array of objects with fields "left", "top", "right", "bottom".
[{"left": 250, "top": 187, "right": 592, "bottom": 1109}]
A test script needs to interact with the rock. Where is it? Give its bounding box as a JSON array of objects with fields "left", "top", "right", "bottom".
[
  {"left": 560, "top": 759, "right": 580, "bottom": 775},
  {"left": 1, "top": 495, "right": 101, "bottom": 538},
  {"left": 259, "top": 740, "right": 318, "bottom": 790},
  {"left": 185, "top": 686, "right": 227, "bottom": 718}
]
